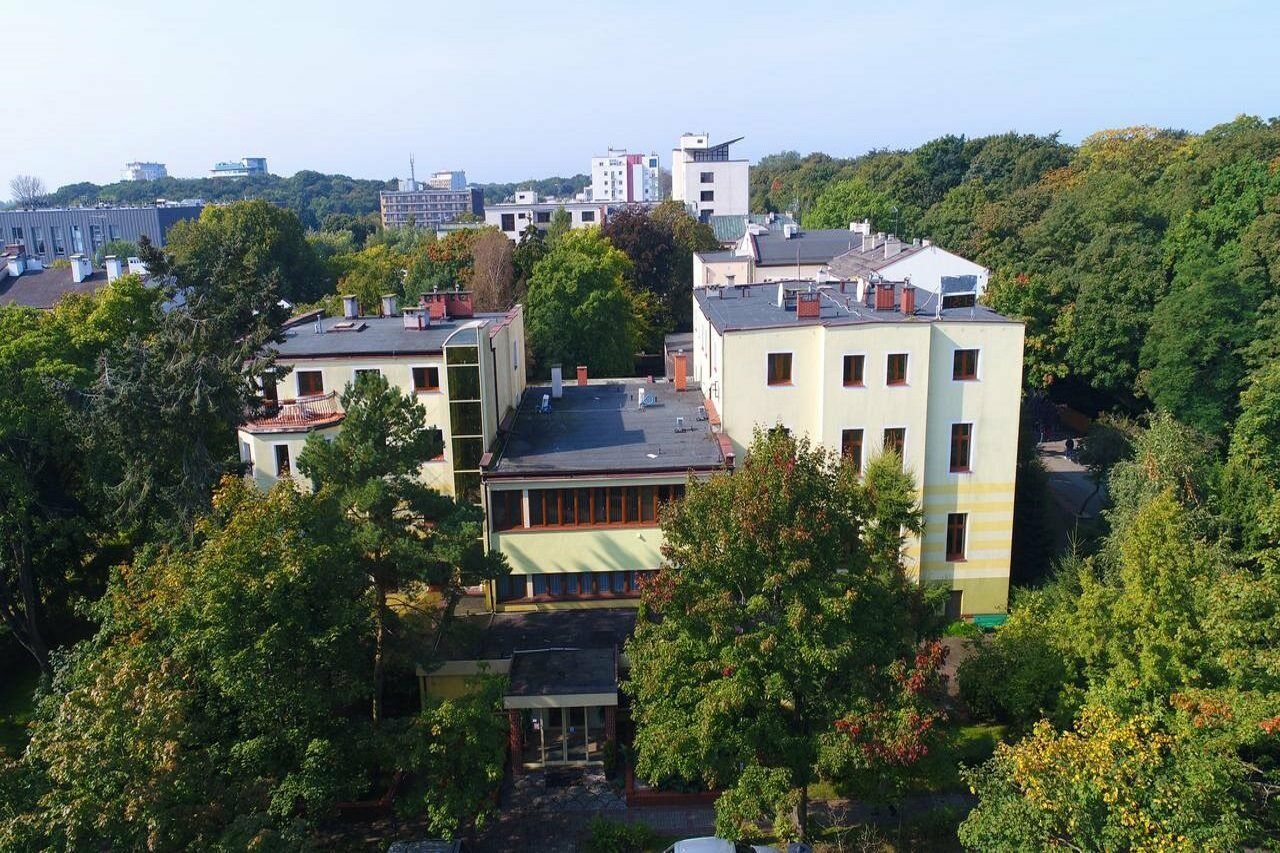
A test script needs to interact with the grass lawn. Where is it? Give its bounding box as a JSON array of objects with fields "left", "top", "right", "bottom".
[{"left": 0, "top": 660, "right": 41, "bottom": 757}]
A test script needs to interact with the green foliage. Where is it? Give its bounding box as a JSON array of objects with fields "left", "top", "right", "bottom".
[
  {"left": 585, "top": 816, "right": 661, "bottom": 853},
  {"left": 525, "top": 228, "right": 641, "bottom": 377},
  {"left": 94, "top": 238, "right": 137, "bottom": 266},
  {"left": 340, "top": 243, "right": 406, "bottom": 313},
  {"left": 478, "top": 175, "right": 590, "bottom": 206},
  {"left": 625, "top": 429, "right": 939, "bottom": 840},
  {"left": 957, "top": 623, "right": 1071, "bottom": 729},
  {"left": 546, "top": 206, "right": 573, "bottom": 246},
  {"left": 804, "top": 176, "right": 905, "bottom": 233}
]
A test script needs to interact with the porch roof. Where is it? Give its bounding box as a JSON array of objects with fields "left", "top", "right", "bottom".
[{"left": 506, "top": 647, "right": 618, "bottom": 707}]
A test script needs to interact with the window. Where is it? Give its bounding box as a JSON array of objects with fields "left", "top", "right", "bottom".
[
  {"left": 501, "top": 213, "right": 515, "bottom": 231},
  {"left": 51, "top": 226, "right": 65, "bottom": 254},
  {"left": 953, "top": 349, "right": 979, "bottom": 381},
  {"left": 89, "top": 225, "right": 104, "bottom": 251},
  {"left": 700, "top": 171, "right": 714, "bottom": 183},
  {"left": 495, "top": 574, "right": 527, "bottom": 602},
  {"left": 841, "top": 428, "right": 864, "bottom": 473},
  {"left": 108, "top": 224, "right": 122, "bottom": 241},
  {"left": 353, "top": 368, "right": 380, "bottom": 384},
  {"left": 535, "top": 211, "right": 551, "bottom": 223},
  {"left": 700, "top": 190, "right": 714, "bottom": 202},
  {"left": 412, "top": 366, "right": 440, "bottom": 392},
  {"left": 10, "top": 227, "right": 22, "bottom": 244},
  {"left": 767, "top": 352, "right": 793, "bottom": 386},
  {"left": 70, "top": 225, "right": 84, "bottom": 254},
  {"left": 580, "top": 211, "right": 595, "bottom": 223},
  {"left": 523, "top": 569, "right": 655, "bottom": 601},
  {"left": 842, "top": 354, "right": 865, "bottom": 387},
  {"left": 886, "top": 353, "right": 908, "bottom": 385},
  {"left": 32, "top": 227, "right": 45, "bottom": 254},
  {"left": 883, "top": 427, "right": 905, "bottom": 459},
  {"left": 950, "top": 423, "right": 973, "bottom": 472},
  {"left": 296, "top": 370, "right": 324, "bottom": 397},
  {"left": 523, "top": 484, "right": 684, "bottom": 529},
  {"left": 274, "top": 445, "right": 291, "bottom": 477},
  {"left": 946, "top": 513, "right": 967, "bottom": 561},
  {"left": 492, "top": 490, "right": 524, "bottom": 531}
]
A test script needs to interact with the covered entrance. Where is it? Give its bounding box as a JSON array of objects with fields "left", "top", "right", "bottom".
[{"left": 504, "top": 647, "right": 618, "bottom": 773}]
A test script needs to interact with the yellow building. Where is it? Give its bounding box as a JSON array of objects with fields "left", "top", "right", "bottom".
[
  {"left": 238, "top": 293, "right": 525, "bottom": 502},
  {"left": 690, "top": 279, "right": 1024, "bottom": 618}
]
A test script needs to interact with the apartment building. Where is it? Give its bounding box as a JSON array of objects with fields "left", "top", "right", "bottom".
[
  {"left": 238, "top": 293, "right": 525, "bottom": 503},
  {"left": 591, "top": 149, "right": 661, "bottom": 202},
  {"left": 671, "top": 132, "right": 749, "bottom": 221},
  {"left": 380, "top": 184, "right": 485, "bottom": 231},
  {"left": 210, "top": 156, "right": 268, "bottom": 178},
  {"left": 483, "top": 190, "right": 613, "bottom": 239},
  {"left": 0, "top": 202, "right": 203, "bottom": 264},
  {"left": 122, "top": 161, "right": 168, "bottom": 181},
  {"left": 691, "top": 279, "right": 1023, "bottom": 619}
]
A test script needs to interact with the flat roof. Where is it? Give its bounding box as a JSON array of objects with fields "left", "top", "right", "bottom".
[
  {"left": 750, "top": 228, "right": 868, "bottom": 265},
  {"left": 437, "top": 607, "right": 638, "bottom": 661},
  {"left": 0, "top": 266, "right": 107, "bottom": 309},
  {"left": 696, "top": 280, "right": 1018, "bottom": 333},
  {"left": 272, "top": 313, "right": 506, "bottom": 359},
  {"left": 508, "top": 647, "right": 617, "bottom": 697},
  {"left": 485, "top": 380, "right": 726, "bottom": 478}
]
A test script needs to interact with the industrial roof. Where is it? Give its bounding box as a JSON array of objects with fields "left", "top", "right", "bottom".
[
  {"left": 272, "top": 313, "right": 506, "bottom": 359},
  {"left": 485, "top": 380, "right": 727, "bottom": 477},
  {"left": 0, "top": 266, "right": 107, "bottom": 309},
  {"left": 695, "top": 280, "right": 1017, "bottom": 333},
  {"left": 707, "top": 213, "right": 797, "bottom": 244}
]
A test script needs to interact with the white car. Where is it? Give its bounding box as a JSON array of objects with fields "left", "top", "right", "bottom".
[{"left": 663, "top": 839, "right": 789, "bottom": 853}]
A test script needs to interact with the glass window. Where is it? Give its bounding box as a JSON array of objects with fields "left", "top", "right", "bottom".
[
  {"left": 449, "top": 401, "right": 483, "bottom": 436},
  {"left": 842, "top": 354, "right": 865, "bottom": 386},
  {"left": 841, "top": 429, "right": 863, "bottom": 473},
  {"left": 532, "top": 575, "right": 548, "bottom": 596},
  {"left": 608, "top": 488, "right": 624, "bottom": 523},
  {"left": 274, "top": 444, "right": 291, "bottom": 477},
  {"left": 767, "top": 352, "right": 792, "bottom": 385},
  {"left": 70, "top": 225, "right": 84, "bottom": 253},
  {"left": 108, "top": 224, "right": 122, "bottom": 241},
  {"left": 950, "top": 424, "right": 973, "bottom": 472},
  {"left": 953, "top": 349, "right": 979, "bottom": 380},
  {"left": 32, "top": 227, "right": 45, "bottom": 254},
  {"left": 412, "top": 366, "right": 440, "bottom": 391},
  {"left": 9, "top": 227, "right": 21, "bottom": 243},
  {"left": 296, "top": 370, "right": 324, "bottom": 396},
  {"left": 883, "top": 428, "right": 905, "bottom": 460},
  {"left": 493, "top": 491, "right": 523, "bottom": 531},
  {"left": 446, "top": 345, "right": 479, "bottom": 366},
  {"left": 700, "top": 171, "right": 714, "bottom": 183},
  {"left": 89, "top": 224, "right": 104, "bottom": 250},
  {"left": 639, "top": 485, "right": 656, "bottom": 522},
  {"left": 447, "top": 365, "right": 481, "bottom": 400},
  {"left": 575, "top": 488, "right": 591, "bottom": 525},
  {"left": 593, "top": 488, "right": 608, "bottom": 523},
  {"left": 52, "top": 226, "right": 66, "bottom": 254},
  {"left": 700, "top": 190, "right": 714, "bottom": 202},
  {"left": 528, "top": 491, "right": 545, "bottom": 526},
  {"left": 501, "top": 213, "right": 515, "bottom": 231},
  {"left": 452, "top": 436, "right": 484, "bottom": 471},
  {"left": 611, "top": 571, "right": 627, "bottom": 593},
  {"left": 946, "top": 513, "right": 967, "bottom": 561},
  {"left": 580, "top": 211, "right": 595, "bottom": 222},
  {"left": 887, "top": 353, "right": 908, "bottom": 385}
]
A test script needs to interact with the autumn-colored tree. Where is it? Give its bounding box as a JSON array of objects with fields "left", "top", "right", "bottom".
[{"left": 469, "top": 229, "right": 515, "bottom": 310}]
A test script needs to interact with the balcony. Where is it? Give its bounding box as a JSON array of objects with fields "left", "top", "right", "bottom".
[{"left": 241, "top": 391, "right": 344, "bottom": 434}]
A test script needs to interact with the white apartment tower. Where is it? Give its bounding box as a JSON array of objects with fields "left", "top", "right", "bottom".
[
  {"left": 591, "top": 149, "right": 661, "bottom": 203},
  {"left": 671, "top": 132, "right": 749, "bottom": 221},
  {"left": 122, "top": 162, "right": 168, "bottom": 182}
]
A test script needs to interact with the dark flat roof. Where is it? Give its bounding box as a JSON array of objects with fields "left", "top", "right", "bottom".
[
  {"left": 439, "top": 607, "right": 638, "bottom": 661},
  {"left": 507, "top": 647, "right": 618, "bottom": 697},
  {"left": 751, "top": 228, "right": 866, "bottom": 265},
  {"left": 485, "top": 380, "right": 726, "bottom": 477},
  {"left": 273, "top": 313, "right": 506, "bottom": 359},
  {"left": 0, "top": 266, "right": 107, "bottom": 309},
  {"left": 696, "top": 280, "right": 1017, "bottom": 333}
]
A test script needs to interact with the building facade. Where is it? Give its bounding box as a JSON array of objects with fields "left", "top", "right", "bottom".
[
  {"left": 0, "top": 203, "right": 203, "bottom": 264},
  {"left": 122, "top": 161, "right": 168, "bottom": 181},
  {"left": 590, "top": 149, "right": 661, "bottom": 203},
  {"left": 671, "top": 132, "right": 749, "bottom": 221},
  {"left": 427, "top": 170, "right": 467, "bottom": 190},
  {"left": 238, "top": 294, "right": 525, "bottom": 504},
  {"left": 691, "top": 280, "right": 1024, "bottom": 619},
  {"left": 210, "top": 157, "right": 268, "bottom": 178},
  {"left": 380, "top": 186, "right": 484, "bottom": 231},
  {"left": 483, "top": 191, "right": 613, "bottom": 239}
]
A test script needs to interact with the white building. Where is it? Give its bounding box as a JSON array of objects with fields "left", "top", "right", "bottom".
[
  {"left": 484, "top": 190, "right": 611, "bottom": 239},
  {"left": 671, "top": 132, "right": 749, "bottom": 221},
  {"left": 210, "top": 157, "right": 268, "bottom": 178},
  {"left": 122, "top": 162, "right": 168, "bottom": 182},
  {"left": 427, "top": 170, "right": 467, "bottom": 191},
  {"left": 591, "top": 149, "right": 661, "bottom": 203}
]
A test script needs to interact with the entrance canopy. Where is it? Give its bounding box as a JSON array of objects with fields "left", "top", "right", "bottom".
[{"left": 505, "top": 647, "right": 618, "bottom": 709}]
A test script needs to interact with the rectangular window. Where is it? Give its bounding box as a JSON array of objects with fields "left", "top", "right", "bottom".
[
  {"left": 296, "top": 370, "right": 324, "bottom": 397},
  {"left": 886, "top": 353, "right": 908, "bottom": 386},
  {"left": 492, "top": 490, "right": 523, "bottom": 531},
  {"left": 841, "top": 428, "right": 864, "bottom": 473},
  {"left": 950, "top": 423, "right": 973, "bottom": 472},
  {"left": 946, "top": 513, "right": 967, "bottom": 561},
  {"left": 700, "top": 171, "right": 714, "bottom": 183},
  {"left": 700, "top": 190, "right": 714, "bottom": 202},
  {"left": 842, "top": 354, "right": 865, "bottom": 387},
  {"left": 767, "top": 352, "right": 793, "bottom": 386},
  {"left": 883, "top": 427, "right": 905, "bottom": 459},
  {"left": 412, "top": 365, "right": 440, "bottom": 392},
  {"left": 32, "top": 227, "right": 45, "bottom": 254},
  {"left": 274, "top": 444, "right": 291, "bottom": 477},
  {"left": 953, "top": 349, "right": 979, "bottom": 381},
  {"left": 70, "top": 225, "right": 84, "bottom": 253},
  {"left": 496, "top": 575, "right": 526, "bottom": 602},
  {"left": 580, "top": 211, "right": 595, "bottom": 223},
  {"left": 9, "top": 227, "right": 21, "bottom": 243},
  {"left": 535, "top": 211, "right": 551, "bottom": 224},
  {"left": 52, "top": 226, "right": 66, "bottom": 254},
  {"left": 89, "top": 225, "right": 104, "bottom": 251},
  {"left": 501, "top": 213, "right": 515, "bottom": 231},
  {"left": 108, "top": 224, "right": 122, "bottom": 241}
]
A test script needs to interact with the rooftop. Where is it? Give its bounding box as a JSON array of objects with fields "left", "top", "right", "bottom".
[
  {"left": 273, "top": 312, "right": 508, "bottom": 359},
  {"left": 748, "top": 227, "right": 879, "bottom": 266},
  {"left": 707, "top": 212, "right": 797, "bottom": 244},
  {"left": 0, "top": 265, "right": 107, "bottom": 309},
  {"left": 507, "top": 647, "right": 618, "bottom": 698},
  {"left": 695, "top": 280, "right": 1017, "bottom": 333},
  {"left": 485, "top": 380, "right": 727, "bottom": 478},
  {"left": 436, "top": 607, "right": 638, "bottom": 661},
  {"left": 827, "top": 235, "right": 931, "bottom": 278}
]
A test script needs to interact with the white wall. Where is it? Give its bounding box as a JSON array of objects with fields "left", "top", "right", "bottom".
[
  {"left": 882, "top": 246, "right": 990, "bottom": 295},
  {"left": 673, "top": 158, "right": 748, "bottom": 218}
]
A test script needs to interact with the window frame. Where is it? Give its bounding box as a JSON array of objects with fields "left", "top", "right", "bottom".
[
  {"left": 273, "top": 443, "right": 291, "bottom": 478},
  {"left": 952, "top": 348, "right": 980, "bottom": 381},
  {"left": 295, "top": 369, "right": 324, "bottom": 397},
  {"left": 351, "top": 366, "right": 381, "bottom": 385},
  {"left": 517, "top": 484, "right": 685, "bottom": 531},
  {"left": 699, "top": 171, "right": 714, "bottom": 183},
  {"left": 882, "top": 426, "right": 907, "bottom": 462},
  {"left": 840, "top": 428, "right": 864, "bottom": 474},
  {"left": 412, "top": 364, "right": 441, "bottom": 393},
  {"left": 949, "top": 422, "right": 974, "bottom": 473},
  {"left": 886, "top": 352, "right": 909, "bottom": 386},
  {"left": 842, "top": 352, "right": 866, "bottom": 388},
  {"left": 945, "top": 513, "right": 968, "bottom": 562},
  {"left": 766, "top": 351, "right": 794, "bottom": 387}
]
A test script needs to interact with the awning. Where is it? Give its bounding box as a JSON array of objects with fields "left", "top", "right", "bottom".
[{"left": 503, "top": 647, "right": 618, "bottom": 709}]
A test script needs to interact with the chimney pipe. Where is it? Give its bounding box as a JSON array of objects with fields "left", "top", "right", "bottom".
[
  {"left": 576, "top": 365, "right": 589, "bottom": 386},
  {"left": 70, "top": 254, "right": 91, "bottom": 284},
  {"left": 341, "top": 295, "right": 359, "bottom": 319},
  {"left": 673, "top": 350, "right": 688, "bottom": 391},
  {"left": 104, "top": 255, "right": 123, "bottom": 282},
  {"left": 380, "top": 293, "right": 398, "bottom": 317},
  {"left": 861, "top": 232, "right": 875, "bottom": 253},
  {"left": 550, "top": 365, "right": 564, "bottom": 398},
  {"left": 874, "top": 282, "right": 895, "bottom": 312},
  {"left": 901, "top": 284, "right": 916, "bottom": 316}
]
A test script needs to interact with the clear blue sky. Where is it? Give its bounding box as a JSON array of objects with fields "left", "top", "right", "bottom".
[{"left": 7, "top": 0, "right": 1279, "bottom": 194}]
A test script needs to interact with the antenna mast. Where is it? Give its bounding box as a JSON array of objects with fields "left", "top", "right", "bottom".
[{"left": 409, "top": 154, "right": 416, "bottom": 185}]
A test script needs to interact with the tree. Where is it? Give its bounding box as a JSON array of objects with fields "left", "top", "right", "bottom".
[
  {"left": 8, "top": 175, "right": 46, "bottom": 207},
  {"left": 546, "top": 206, "right": 572, "bottom": 245},
  {"left": 626, "top": 431, "right": 938, "bottom": 840},
  {"left": 524, "top": 228, "right": 640, "bottom": 377},
  {"left": 1, "top": 479, "right": 372, "bottom": 849},
  {"left": 297, "top": 374, "right": 505, "bottom": 725},
  {"left": 511, "top": 223, "right": 547, "bottom": 295},
  {"left": 804, "top": 177, "right": 907, "bottom": 234},
  {"left": 94, "top": 239, "right": 137, "bottom": 266},
  {"left": 340, "top": 243, "right": 406, "bottom": 314},
  {"left": 959, "top": 707, "right": 1251, "bottom": 851},
  {"left": 469, "top": 229, "right": 515, "bottom": 311},
  {"left": 601, "top": 206, "right": 681, "bottom": 346}
]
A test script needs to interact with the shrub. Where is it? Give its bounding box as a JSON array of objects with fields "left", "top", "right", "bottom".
[
  {"left": 586, "top": 817, "right": 659, "bottom": 853},
  {"left": 957, "top": 630, "right": 1068, "bottom": 728},
  {"left": 943, "top": 619, "right": 983, "bottom": 638}
]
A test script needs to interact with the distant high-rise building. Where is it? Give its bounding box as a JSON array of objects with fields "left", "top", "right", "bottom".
[
  {"left": 209, "top": 157, "right": 268, "bottom": 178},
  {"left": 427, "top": 170, "right": 467, "bottom": 191},
  {"left": 380, "top": 173, "right": 484, "bottom": 231},
  {"left": 122, "top": 161, "right": 168, "bottom": 182},
  {"left": 671, "top": 132, "right": 749, "bottom": 222},
  {"left": 590, "top": 150, "right": 661, "bottom": 203}
]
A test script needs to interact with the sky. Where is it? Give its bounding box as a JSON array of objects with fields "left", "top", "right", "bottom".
[{"left": 5, "top": 0, "right": 1280, "bottom": 194}]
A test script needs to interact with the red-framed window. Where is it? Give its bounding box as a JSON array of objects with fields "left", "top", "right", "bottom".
[
  {"left": 883, "top": 427, "right": 905, "bottom": 459},
  {"left": 767, "top": 352, "right": 793, "bottom": 386},
  {"left": 841, "top": 428, "right": 864, "bottom": 473},
  {"left": 842, "top": 354, "right": 865, "bottom": 387},
  {"left": 886, "top": 353, "right": 908, "bottom": 386},
  {"left": 953, "top": 349, "right": 978, "bottom": 381},
  {"left": 520, "top": 484, "right": 685, "bottom": 530},
  {"left": 946, "top": 513, "right": 967, "bottom": 561},
  {"left": 950, "top": 423, "right": 973, "bottom": 472},
  {"left": 413, "top": 365, "right": 440, "bottom": 392},
  {"left": 296, "top": 370, "right": 324, "bottom": 397}
]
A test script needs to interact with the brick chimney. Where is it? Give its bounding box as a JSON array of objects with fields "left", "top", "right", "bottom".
[
  {"left": 873, "top": 282, "right": 895, "bottom": 312},
  {"left": 673, "top": 350, "right": 688, "bottom": 391},
  {"left": 901, "top": 284, "right": 916, "bottom": 316},
  {"left": 796, "top": 290, "right": 820, "bottom": 319},
  {"left": 577, "top": 365, "right": 588, "bottom": 386}
]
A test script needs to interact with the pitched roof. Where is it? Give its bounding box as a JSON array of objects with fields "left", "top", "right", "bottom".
[{"left": 827, "top": 236, "right": 928, "bottom": 278}]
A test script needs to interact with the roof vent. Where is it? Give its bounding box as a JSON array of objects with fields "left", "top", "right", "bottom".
[
  {"left": 538, "top": 394, "right": 551, "bottom": 414},
  {"left": 550, "top": 365, "right": 564, "bottom": 399},
  {"left": 341, "top": 294, "right": 358, "bottom": 319},
  {"left": 675, "top": 416, "right": 685, "bottom": 432},
  {"left": 782, "top": 223, "right": 798, "bottom": 239}
]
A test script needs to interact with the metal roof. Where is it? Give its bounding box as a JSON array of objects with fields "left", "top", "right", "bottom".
[
  {"left": 507, "top": 647, "right": 618, "bottom": 698},
  {"left": 437, "top": 607, "right": 638, "bottom": 661}
]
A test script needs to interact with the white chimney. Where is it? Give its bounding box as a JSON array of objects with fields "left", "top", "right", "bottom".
[
  {"left": 783, "top": 223, "right": 798, "bottom": 239},
  {"left": 884, "top": 235, "right": 902, "bottom": 260},
  {"left": 341, "top": 294, "right": 359, "bottom": 319},
  {"left": 861, "top": 232, "right": 875, "bottom": 253},
  {"left": 380, "top": 293, "right": 398, "bottom": 316},
  {"left": 127, "top": 256, "right": 148, "bottom": 276},
  {"left": 70, "top": 254, "right": 92, "bottom": 284},
  {"left": 550, "top": 365, "right": 564, "bottom": 399},
  {"left": 105, "top": 255, "right": 124, "bottom": 282},
  {"left": 849, "top": 219, "right": 871, "bottom": 235}
]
